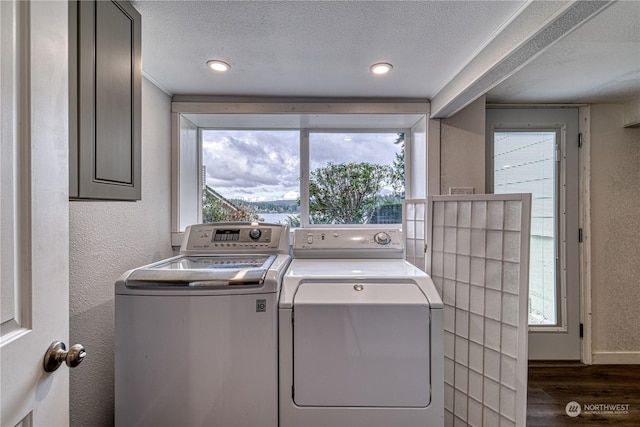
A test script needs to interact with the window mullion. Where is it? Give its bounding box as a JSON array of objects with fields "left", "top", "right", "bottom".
[
  {"left": 300, "top": 129, "right": 310, "bottom": 227},
  {"left": 197, "top": 127, "right": 203, "bottom": 224}
]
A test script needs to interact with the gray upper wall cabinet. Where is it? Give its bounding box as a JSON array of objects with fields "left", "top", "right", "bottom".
[{"left": 70, "top": 0, "right": 142, "bottom": 201}]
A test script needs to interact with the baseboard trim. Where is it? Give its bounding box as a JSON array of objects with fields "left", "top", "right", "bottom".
[
  {"left": 528, "top": 360, "right": 585, "bottom": 368},
  {"left": 592, "top": 351, "right": 640, "bottom": 364}
]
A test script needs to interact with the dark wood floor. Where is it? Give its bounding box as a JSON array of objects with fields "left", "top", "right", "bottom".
[{"left": 527, "top": 363, "right": 640, "bottom": 426}]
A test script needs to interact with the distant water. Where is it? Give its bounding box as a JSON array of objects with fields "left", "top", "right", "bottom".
[{"left": 259, "top": 212, "right": 296, "bottom": 224}]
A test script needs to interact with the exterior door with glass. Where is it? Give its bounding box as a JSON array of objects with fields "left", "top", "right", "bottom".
[{"left": 486, "top": 108, "right": 581, "bottom": 360}]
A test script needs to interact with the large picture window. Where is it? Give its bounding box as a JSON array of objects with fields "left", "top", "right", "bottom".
[{"left": 200, "top": 129, "right": 406, "bottom": 227}]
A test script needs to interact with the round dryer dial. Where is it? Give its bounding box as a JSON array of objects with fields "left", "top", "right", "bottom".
[
  {"left": 249, "top": 229, "right": 262, "bottom": 240},
  {"left": 373, "top": 232, "right": 391, "bottom": 245}
]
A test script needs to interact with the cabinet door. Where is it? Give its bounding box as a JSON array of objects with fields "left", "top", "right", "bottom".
[{"left": 71, "top": 0, "right": 141, "bottom": 200}]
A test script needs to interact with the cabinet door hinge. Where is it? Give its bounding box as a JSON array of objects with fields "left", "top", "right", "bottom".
[
  {"left": 579, "top": 323, "right": 584, "bottom": 338},
  {"left": 578, "top": 133, "right": 583, "bottom": 148},
  {"left": 578, "top": 228, "right": 583, "bottom": 243}
]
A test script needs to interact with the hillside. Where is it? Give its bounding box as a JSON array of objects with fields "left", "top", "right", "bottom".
[{"left": 229, "top": 199, "right": 299, "bottom": 214}]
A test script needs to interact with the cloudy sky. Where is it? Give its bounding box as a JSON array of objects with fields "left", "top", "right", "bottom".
[{"left": 202, "top": 130, "right": 401, "bottom": 201}]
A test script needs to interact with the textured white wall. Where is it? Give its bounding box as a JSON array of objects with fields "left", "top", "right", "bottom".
[
  {"left": 440, "top": 96, "right": 486, "bottom": 195},
  {"left": 69, "top": 78, "right": 173, "bottom": 426},
  {"left": 590, "top": 104, "right": 640, "bottom": 360}
]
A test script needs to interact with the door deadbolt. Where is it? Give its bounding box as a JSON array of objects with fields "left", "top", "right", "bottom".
[{"left": 43, "top": 341, "right": 87, "bottom": 372}]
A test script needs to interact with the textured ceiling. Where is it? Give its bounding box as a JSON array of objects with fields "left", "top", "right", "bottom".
[
  {"left": 487, "top": 0, "right": 640, "bottom": 104},
  {"left": 131, "top": 0, "right": 640, "bottom": 110}
]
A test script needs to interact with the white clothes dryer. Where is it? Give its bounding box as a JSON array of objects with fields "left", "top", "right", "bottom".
[
  {"left": 115, "top": 222, "right": 290, "bottom": 427},
  {"left": 279, "top": 228, "right": 444, "bottom": 427}
]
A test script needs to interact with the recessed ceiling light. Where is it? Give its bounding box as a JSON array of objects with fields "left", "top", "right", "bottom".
[
  {"left": 370, "top": 62, "right": 393, "bottom": 75},
  {"left": 206, "top": 60, "right": 230, "bottom": 72}
]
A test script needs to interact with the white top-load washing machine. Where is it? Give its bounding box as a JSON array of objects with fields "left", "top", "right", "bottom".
[
  {"left": 279, "top": 227, "right": 444, "bottom": 427},
  {"left": 115, "top": 222, "right": 290, "bottom": 427}
]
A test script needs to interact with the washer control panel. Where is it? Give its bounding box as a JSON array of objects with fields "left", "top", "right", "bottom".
[
  {"left": 181, "top": 223, "right": 289, "bottom": 253},
  {"left": 293, "top": 228, "right": 404, "bottom": 259}
]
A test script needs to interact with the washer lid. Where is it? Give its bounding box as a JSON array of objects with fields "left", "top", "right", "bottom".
[{"left": 125, "top": 254, "right": 275, "bottom": 288}]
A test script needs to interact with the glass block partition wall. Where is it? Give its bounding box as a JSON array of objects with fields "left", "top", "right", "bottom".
[{"left": 404, "top": 194, "right": 531, "bottom": 427}]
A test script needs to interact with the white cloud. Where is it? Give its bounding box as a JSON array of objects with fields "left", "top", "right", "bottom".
[{"left": 282, "top": 191, "right": 299, "bottom": 200}]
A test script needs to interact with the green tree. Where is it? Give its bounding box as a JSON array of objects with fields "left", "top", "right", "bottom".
[
  {"left": 202, "top": 191, "right": 228, "bottom": 223},
  {"left": 202, "top": 191, "right": 262, "bottom": 223},
  {"left": 228, "top": 205, "right": 263, "bottom": 222},
  {"left": 308, "top": 162, "right": 392, "bottom": 224},
  {"left": 286, "top": 214, "right": 301, "bottom": 227}
]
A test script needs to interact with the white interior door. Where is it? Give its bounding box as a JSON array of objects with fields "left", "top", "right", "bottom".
[
  {"left": 1, "top": 1, "right": 70, "bottom": 425},
  {"left": 486, "top": 108, "right": 581, "bottom": 360}
]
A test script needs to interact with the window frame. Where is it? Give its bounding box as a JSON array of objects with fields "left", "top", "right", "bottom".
[{"left": 170, "top": 101, "right": 432, "bottom": 245}]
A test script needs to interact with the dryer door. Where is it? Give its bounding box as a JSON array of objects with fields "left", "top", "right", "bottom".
[{"left": 293, "top": 282, "right": 431, "bottom": 407}]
